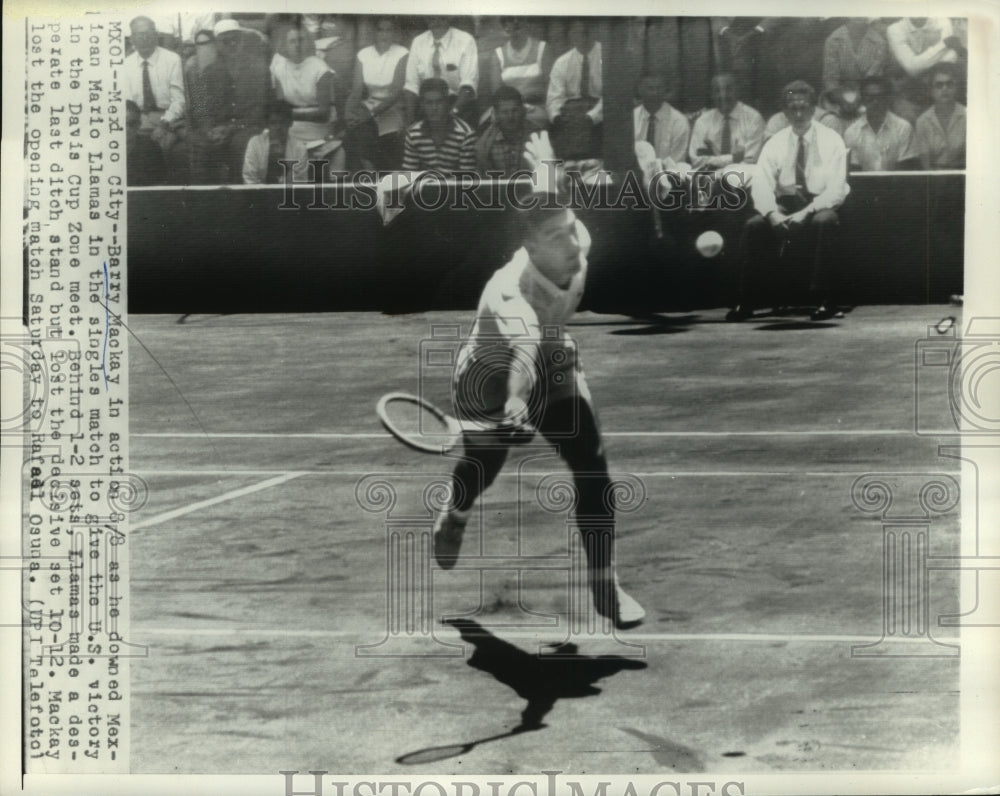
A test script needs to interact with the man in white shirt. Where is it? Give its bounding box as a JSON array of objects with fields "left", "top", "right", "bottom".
[
  {"left": 432, "top": 132, "right": 645, "bottom": 631},
  {"left": 886, "top": 17, "right": 964, "bottom": 78},
  {"left": 844, "top": 76, "right": 919, "bottom": 171},
  {"left": 633, "top": 73, "right": 690, "bottom": 165},
  {"left": 727, "top": 81, "right": 850, "bottom": 322},
  {"left": 689, "top": 72, "right": 765, "bottom": 169},
  {"left": 404, "top": 17, "right": 479, "bottom": 126},
  {"left": 546, "top": 19, "right": 603, "bottom": 125},
  {"left": 124, "top": 17, "right": 185, "bottom": 147}
]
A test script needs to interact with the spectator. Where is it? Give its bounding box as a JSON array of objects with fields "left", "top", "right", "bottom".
[
  {"left": 483, "top": 17, "right": 552, "bottom": 129},
  {"left": 886, "top": 17, "right": 963, "bottom": 78},
  {"left": 823, "top": 18, "right": 888, "bottom": 91},
  {"left": 270, "top": 23, "right": 343, "bottom": 180},
  {"left": 345, "top": 16, "right": 408, "bottom": 172},
  {"left": 547, "top": 19, "right": 602, "bottom": 125},
  {"left": 314, "top": 15, "right": 358, "bottom": 120},
  {"left": 844, "top": 76, "right": 918, "bottom": 171},
  {"left": 404, "top": 17, "right": 479, "bottom": 126},
  {"left": 816, "top": 84, "right": 864, "bottom": 138},
  {"left": 185, "top": 30, "right": 234, "bottom": 184},
  {"left": 401, "top": 78, "right": 477, "bottom": 173},
  {"left": 915, "top": 63, "right": 966, "bottom": 169},
  {"left": 727, "top": 81, "right": 850, "bottom": 322},
  {"left": 125, "top": 100, "right": 166, "bottom": 186},
  {"left": 242, "top": 104, "right": 293, "bottom": 184},
  {"left": 215, "top": 19, "right": 272, "bottom": 183},
  {"left": 476, "top": 85, "right": 536, "bottom": 176},
  {"left": 689, "top": 72, "right": 765, "bottom": 169},
  {"left": 633, "top": 73, "right": 690, "bottom": 165},
  {"left": 123, "top": 16, "right": 186, "bottom": 180}
]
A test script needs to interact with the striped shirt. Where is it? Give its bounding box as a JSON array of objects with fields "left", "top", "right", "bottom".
[{"left": 402, "top": 117, "right": 477, "bottom": 173}]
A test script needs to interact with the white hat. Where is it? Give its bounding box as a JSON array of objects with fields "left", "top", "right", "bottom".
[{"left": 213, "top": 19, "right": 241, "bottom": 36}]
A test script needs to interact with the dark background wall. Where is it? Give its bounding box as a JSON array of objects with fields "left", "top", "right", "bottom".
[{"left": 128, "top": 173, "right": 964, "bottom": 314}]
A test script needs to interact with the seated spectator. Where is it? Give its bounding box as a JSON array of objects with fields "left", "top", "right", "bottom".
[
  {"left": 270, "top": 23, "right": 343, "bottom": 180},
  {"left": 483, "top": 17, "right": 551, "bottom": 130},
  {"left": 547, "top": 20, "right": 602, "bottom": 125},
  {"left": 476, "top": 85, "right": 537, "bottom": 176},
  {"left": 689, "top": 72, "right": 765, "bottom": 169},
  {"left": 314, "top": 15, "right": 358, "bottom": 119},
  {"left": 633, "top": 73, "right": 690, "bottom": 165},
  {"left": 345, "top": 16, "right": 408, "bottom": 172},
  {"left": 401, "top": 78, "right": 477, "bottom": 173},
  {"left": 215, "top": 19, "right": 272, "bottom": 183},
  {"left": 886, "top": 17, "right": 963, "bottom": 78},
  {"left": 185, "top": 30, "right": 235, "bottom": 184},
  {"left": 823, "top": 18, "right": 888, "bottom": 91},
  {"left": 125, "top": 100, "right": 166, "bottom": 186},
  {"left": 915, "top": 63, "right": 966, "bottom": 169},
  {"left": 124, "top": 16, "right": 186, "bottom": 182},
  {"left": 728, "top": 81, "right": 850, "bottom": 323},
  {"left": 844, "top": 76, "right": 918, "bottom": 171},
  {"left": 242, "top": 104, "right": 293, "bottom": 184},
  {"left": 403, "top": 17, "right": 479, "bottom": 126}
]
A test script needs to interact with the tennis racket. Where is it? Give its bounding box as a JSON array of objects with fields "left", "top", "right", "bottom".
[{"left": 376, "top": 392, "right": 534, "bottom": 454}]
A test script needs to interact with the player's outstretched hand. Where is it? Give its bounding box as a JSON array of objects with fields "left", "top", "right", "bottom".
[{"left": 524, "top": 131, "right": 558, "bottom": 171}]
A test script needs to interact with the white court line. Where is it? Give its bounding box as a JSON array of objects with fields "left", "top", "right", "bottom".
[
  {"left": 132, "top": 626, "right": 960, "bottom": 645},
  {"left": 134, "top": 430, "right": 949, "bottom": 439},
  {"left": 133, "top": 470, "right": 926, "bottom": 478},
  {"left": 130, "top": 473, "right": 306, "bottom": 531}
]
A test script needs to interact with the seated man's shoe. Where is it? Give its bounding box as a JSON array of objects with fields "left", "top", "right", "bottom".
[
  {"left": 589, "top": 568, "right": 646, "bottom": 629},
  {"left": 433, "top": 509, "right": 469, "bottom": 570}
]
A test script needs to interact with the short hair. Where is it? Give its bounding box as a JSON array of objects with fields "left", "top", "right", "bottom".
[
  {"left": 781, "top": 79, "right": 817, "bottom": 106},
  {"left": 130, "top": 15, "right": 156, "bottom": 32},
  {"left": 492, "top": 84, "right": 524, "bottom": 108},
  {"left": 518, "top": 203, "right": 569, "bottom": 242},
  {"left": 860, "top": 75, "right": 891, "bottom": 95},
  {"left": 419, "top": 77, "right": 450, "bottom": 99},
  {"left": 926, "top": 61, "right": 959, "bottom": 83}
]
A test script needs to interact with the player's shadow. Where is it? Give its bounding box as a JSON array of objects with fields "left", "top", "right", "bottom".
[
  {"left": 609, "top": 314, "right": 699, "bottom": 336},
  {"left": 394, "top": 619, "right": 648, "bottom": 765}
]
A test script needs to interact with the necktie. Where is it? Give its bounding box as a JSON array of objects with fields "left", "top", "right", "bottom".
[
  {"left": 795, "top": 133, "right": 806, "bottom": 190},
  {"left": 432, "top": 41, "right": 442, "bottom": 77},
  {"left": 142, "top": 60, "right": 156, "bottom": 112},
  {"left": 720, "top": 115, "right": 732, "bottom": 154},
  {"left": 646, "top": 111, "right": 657, "bottom": 148},
  {"left": 579, "top": 50, "right": 590, "bottom": 100}
]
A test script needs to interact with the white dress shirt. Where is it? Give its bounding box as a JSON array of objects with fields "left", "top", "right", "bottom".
[
  {"left": 547, "top": 43, "right": 603, "bottom": 123},
  {"left": 633, "top": 103, "right": 690, "bottom": 163},
  {"left": 844, "top": 111, "right": 918, "bottom": 171},
  {"left": 404, "top": 27, "right": 478, "bottom": 96},
  {"left": 123, "top": 47, "right": 185, "bottom": 125},
  {"left": 688, "top": 101, "right": 766, "bottom": 166},
  {"left": 751, "top": 122, "right": 850, "bottom": 216}
]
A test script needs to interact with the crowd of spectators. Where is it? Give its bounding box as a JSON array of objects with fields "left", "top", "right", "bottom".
[{"left": 124, "top": 14, "right": 968, "bottom": 187}]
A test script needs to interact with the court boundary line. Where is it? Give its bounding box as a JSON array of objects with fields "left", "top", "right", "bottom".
[
  {"left": 133, "top": 469, "right": 953, "bottom": 478},
  {"left": 130, "top": 473, "right": 306, "bottom": 531}
]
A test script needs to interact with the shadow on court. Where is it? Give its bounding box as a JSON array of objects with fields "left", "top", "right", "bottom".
[{"left": 395, "top": 619, "right": 648, "bottom": 765}]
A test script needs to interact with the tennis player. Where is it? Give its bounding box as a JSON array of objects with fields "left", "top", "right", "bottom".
[{"left": 434, "top": 132, "right": 645, "bottom": 629}]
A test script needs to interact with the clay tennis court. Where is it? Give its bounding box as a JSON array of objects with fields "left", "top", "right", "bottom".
[{"left": 126, "top": 305, "right": 962, "bottom": 774}]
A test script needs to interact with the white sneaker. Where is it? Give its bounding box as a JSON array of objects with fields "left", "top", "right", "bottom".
[
  {"left": 589, "top": 568, "right": 646, "bottom": 629},
  {"left": 433, "top": 509, "right": 468, "bottom": 569}
]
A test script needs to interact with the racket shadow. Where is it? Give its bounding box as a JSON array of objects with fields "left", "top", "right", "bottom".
[{"left": 395, "top": 619, "right": 648, "bottom": 766}]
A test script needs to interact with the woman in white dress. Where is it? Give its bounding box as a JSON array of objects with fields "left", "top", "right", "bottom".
[
  {"left": 345, "top": 17, "right": 408, "bottom": 171},
  {"left": 270, "top": 23, "right": 344, "bottom": 179}
]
